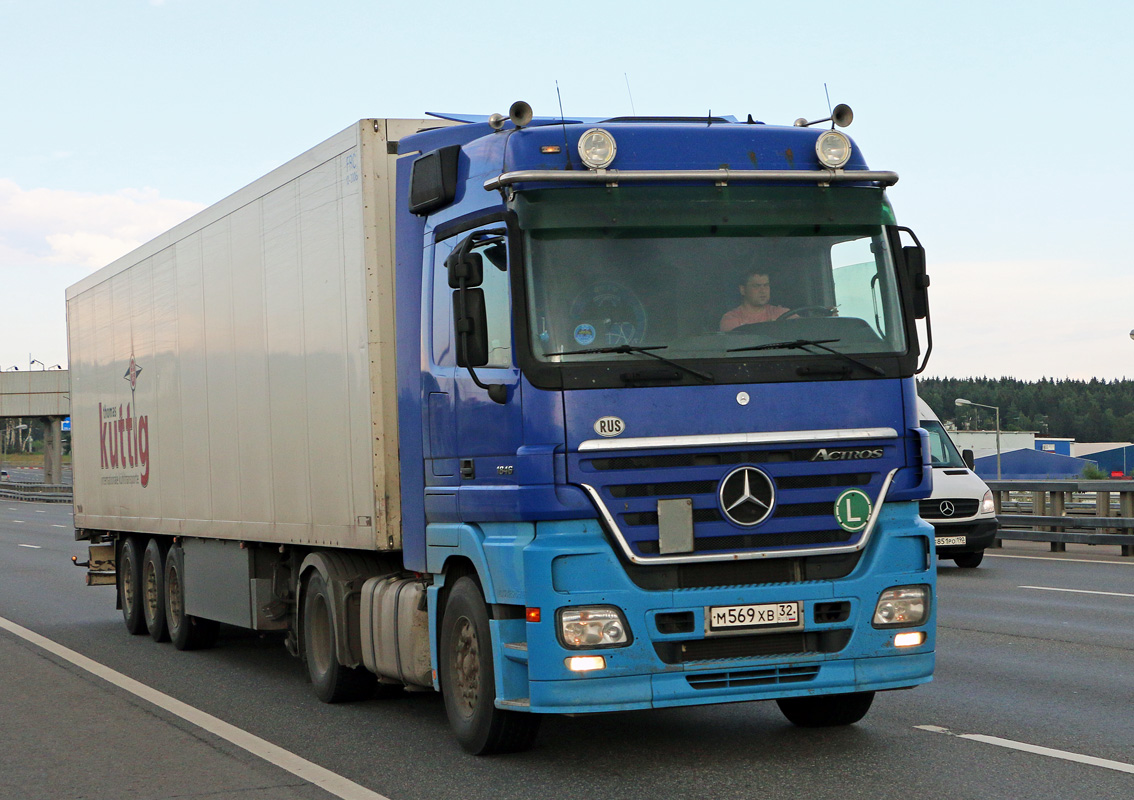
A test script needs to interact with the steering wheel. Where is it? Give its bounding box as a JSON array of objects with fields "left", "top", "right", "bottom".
[{"left": 775, "top": 306, "right": 837, "bottom": 320}]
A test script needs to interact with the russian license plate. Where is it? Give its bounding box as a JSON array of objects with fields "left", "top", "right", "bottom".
[
  {"left": 707, "top": 601, "right": 801, "bottom": 633},
  {"left": 936, "top": 535, "right": 967, "bottom": 547}
]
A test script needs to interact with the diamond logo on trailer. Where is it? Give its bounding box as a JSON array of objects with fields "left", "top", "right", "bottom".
[
  {"left": 718, "top": 467, "right": 775, "bottom": 527},
  {"left": 98, "top": 355, "right": 152, "bottom": 488}
]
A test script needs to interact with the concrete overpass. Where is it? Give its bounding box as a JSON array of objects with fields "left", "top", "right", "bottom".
[{"left": 0, "top": 370, "right": 70, "bottom": 484}]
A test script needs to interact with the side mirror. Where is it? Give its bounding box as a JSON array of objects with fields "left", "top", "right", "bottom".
[
  {"left": 446, "top": 251, "right": 483, "bottom": 288},
  {"left": 962, "top": 449, "right": 975, "bottom": 471},
  {"left": 903, "top": 245, "right": 929, "bottom": 320},
  {"left": 454, "top": 289, "right": 489, "bottom": 367}
]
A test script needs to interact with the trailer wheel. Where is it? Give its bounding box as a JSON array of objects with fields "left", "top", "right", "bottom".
[
  {"left": 776, "top": 691, "right": 875, "bottom": 727},
  {"left": 142, "top": 538, "right": 169, "bottom": 642},
  {"left": 164, "top": 544, "right": 219, "bottom": 651},
  {"left": 440, "top": 577, "right": 540, "bottom": 754},
  {"left": 953, "top": 551, "right": 984, "bottom": 568},
  {"left": 119, "top": 536, "right": 147, "bottom": 635},
  {"left": 302, "top": 572, "right": 376, "bottom": 703}
]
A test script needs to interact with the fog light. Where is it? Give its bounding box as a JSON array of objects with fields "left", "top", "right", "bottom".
[
  {"left": 894, "top": 631, "right": 926, "bottom": 648},
  {"left": 873, "top": 585, "right": 930, "bottom": 628},
  {"left": 566, "top": 655, "right": 606, "bottom": 672}
]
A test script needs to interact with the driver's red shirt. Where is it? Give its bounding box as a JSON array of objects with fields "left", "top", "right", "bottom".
[{"left": 719, "top": 303, "right": 789, "bottom": 331}]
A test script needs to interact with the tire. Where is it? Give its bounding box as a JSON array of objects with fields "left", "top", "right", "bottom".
[
  {"left": 954, "top": 551, "right": 984, "bottom": 569},
  {"left": 164, "top": 544, "right": 219, "bottom": 651},
  {"left": 142, "top": 538, "right": 169, "bottom": 642},
  {"left": 118, "top": 536, "right": 147, "bottom": 635},
  {"left": 777, "top": 691, "right": 875, "bottom": 727},
  {"left": 303, "top": 572, "right": 376, "bottom": 703},
  {"left": 440, "top": 577, "right": 541, "bottom": 755}
]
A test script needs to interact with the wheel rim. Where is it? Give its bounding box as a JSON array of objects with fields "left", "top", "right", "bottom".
[
  {"left": 143, "top": 559, "right": 158, "bottom": 621},
  {"left": 452, "top": 616, "right": 479, "bottom": 719},
  {"left": 309, "top": 593, "right": 333, "bottom": 675},
  {"left": 167, "top": 563, "right": 183, "bottom": 627},
  {"left": 121, "top": 552, "right": 136, "bottom": 611}
]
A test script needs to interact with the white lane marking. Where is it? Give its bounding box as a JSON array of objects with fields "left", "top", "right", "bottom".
[
  {"left": 52, "top": 525, "right": 67, "bottom": 528},
  {"left": 916, "top": 725, "right": 1134, "bottom": 774},
  {"left": 987, "top": 553, "right": 1134, "bottom": 567},
  {"left": 0, "top": 615, "right": 393, "bottom": 800},
  {"left": 1019, "top": 585, "right": 1134, "bottom": 599},
  {"left": 18, "top": 544, "right": 42, "bottom": 549}
]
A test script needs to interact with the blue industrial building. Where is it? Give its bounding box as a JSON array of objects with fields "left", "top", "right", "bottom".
[{"left": 972, "top": 448, "right": 1097, "bottom": 480}]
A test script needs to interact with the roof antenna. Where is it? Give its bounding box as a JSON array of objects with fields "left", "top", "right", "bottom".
[
  {"left": 556, "top": 80, "right": 574, "bottom": 170},
  {"left": 707, "top": 109, "right": 712, "bottom": 127},
  {"left": 624, "top": 73, "right": 637, "bottom": 116},
  {"left": 824, "top": 83, "right": 834, "bottom": 122}
]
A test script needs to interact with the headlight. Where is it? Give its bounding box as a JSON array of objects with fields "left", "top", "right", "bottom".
[
  {"left": 872, "top": 585, "right": 930, "bottom": 628},
  {"left": 578, "top": 128, "right": 617, "bottom": 169},
  {"left": 558, "top": 605, "right": 631, "bottom": 648},
  {"left": 815, "top": 129, "right": 852, "bottom": 169},
  {"left": 981, "top": 489, "right": 996, "bottom": 515}
]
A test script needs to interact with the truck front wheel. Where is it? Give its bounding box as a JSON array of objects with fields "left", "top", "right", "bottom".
[
  {"left": 440, "top": 577, "right": 540, "bottom": 754},
  {"left": 164, "top": 544, "right": 219, "bottom": 651},
  {"left": 776, "top": 691, "right": 875, "bottom": 727},
  {"left": 119, "top": 536, "right": 146, "bottom": 635},
  {"left": 302, "top": 572, "right": 376, "bottom": 703}
]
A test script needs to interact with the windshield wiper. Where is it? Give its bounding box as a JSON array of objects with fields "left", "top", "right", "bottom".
[
  {"left": 727, "top": 339, "right": 884, "bottom": 377},
  {"left": 553, "top": 344, "right": 714, "bottom": 383}
]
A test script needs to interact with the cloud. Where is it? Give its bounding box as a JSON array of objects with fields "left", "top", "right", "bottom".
[
  {"left": 923, "top": 259, "right": 1134, "bottom": 380},
  {"left": 0, "top": 178, "right": 204, "bottom": 270}
]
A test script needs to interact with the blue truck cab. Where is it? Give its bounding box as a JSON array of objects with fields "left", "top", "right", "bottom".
[{"left": 395, "top": 105, "right": 935, "bottom": 753}]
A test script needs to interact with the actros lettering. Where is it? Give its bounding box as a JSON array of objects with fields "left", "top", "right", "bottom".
[{"left": 811, "top": 447, "right": 884, "bottom": 462}]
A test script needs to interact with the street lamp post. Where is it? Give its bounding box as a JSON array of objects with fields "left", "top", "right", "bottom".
[{"left": 956, "top": 398, "right": 1001, "bottom": 480}]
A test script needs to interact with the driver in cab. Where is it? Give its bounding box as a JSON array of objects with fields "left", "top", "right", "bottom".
[{"left": 719, "top": 270, "right": 789, "bottom": 331}]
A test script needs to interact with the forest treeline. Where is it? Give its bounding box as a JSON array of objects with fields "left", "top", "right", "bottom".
[{"left": 916, "top": 377, "right": 1134, "bottom": 444}]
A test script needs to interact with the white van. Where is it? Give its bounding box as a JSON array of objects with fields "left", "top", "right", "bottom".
[{"left": 918, "top": 398, "right": 998, "bottom": 568}]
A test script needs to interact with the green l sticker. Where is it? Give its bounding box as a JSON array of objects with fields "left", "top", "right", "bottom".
[{"left": 834, "top": 489, "right": 872, "bottom": 532}]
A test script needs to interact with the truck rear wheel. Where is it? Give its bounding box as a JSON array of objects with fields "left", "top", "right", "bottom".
[
  {"left": 119, "top": 536, "right": 146, "bottom": 635},
  {"left": 776, "top": 691, "right": 875, "bottom": 727},
  {"left": 303, "top": 572, "right": 376, "bottom": 703},
  {"left": 164, "top": 544, "right": 219, "bottom": 651},
  {"left": 440, "top": 577, "right": 540, "bottom": 755},
  {"left": 142, "top": 538, "right": 169, "bottom": 642}
]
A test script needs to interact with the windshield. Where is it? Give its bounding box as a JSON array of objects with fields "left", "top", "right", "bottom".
[
  {"left": 517, "top": 186, "right": 907, "bottom": 370},
  {"left": 923, "top": 420, "right": 967, "bottom": 468}
]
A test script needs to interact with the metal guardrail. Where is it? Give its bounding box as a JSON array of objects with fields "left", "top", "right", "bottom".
[
  {"left": 0, "top": 483, "right": 73, "bottom": 503},
  {"left": 986, "top": 480, "right": 1134, "bottom": 557}
]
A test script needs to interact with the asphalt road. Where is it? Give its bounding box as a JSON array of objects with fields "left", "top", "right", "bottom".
[{"left": 1, "top": 502, "right": 1131, "bottom": 800}]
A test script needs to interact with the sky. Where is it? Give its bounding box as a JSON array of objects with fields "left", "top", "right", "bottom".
[{"left": 2, "top": 0, "right": 1133, "bottom": 379}]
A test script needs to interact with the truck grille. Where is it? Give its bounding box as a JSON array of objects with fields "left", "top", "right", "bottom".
[
  {"left": 686, "top": 665, "right": 821, "bottom": 690},
  {"left": 654, "top": 629, "right": 851, "bottom": 664},
  {"left": 575, "top": 443, "right": 890, "bottom": 560},
  {"left": 919, "top": 498, "right": 980, "bottom": 519}
]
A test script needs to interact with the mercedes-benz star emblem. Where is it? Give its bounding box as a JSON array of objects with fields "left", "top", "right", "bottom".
[
  {"left": 939, "top": 500, "right": 956, "bottom": 517},
  {"left": 719, "top": 466, "right": 775, "bottom": 527}
]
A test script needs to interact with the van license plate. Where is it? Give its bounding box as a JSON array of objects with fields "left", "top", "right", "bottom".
[
  {"left": 936, "top": 535, "right": 966, "bottom": 546},
  {"left": 708, "top": 602, "right": 800, "bottom": 632}
]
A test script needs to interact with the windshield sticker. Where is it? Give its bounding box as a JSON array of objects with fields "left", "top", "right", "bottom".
[{"left": 574, "top": 324, "right": 596, "bottom": 345}]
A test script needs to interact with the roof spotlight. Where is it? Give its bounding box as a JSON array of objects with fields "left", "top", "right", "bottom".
[{"left": 578, "top": 128, "right": 617, "bottom": 169}]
